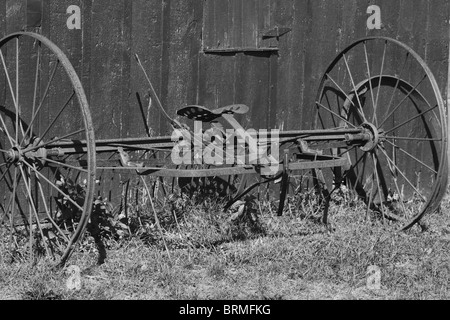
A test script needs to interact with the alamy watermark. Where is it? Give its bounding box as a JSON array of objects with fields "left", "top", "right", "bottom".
[
  {"left": 66, "top": 265, "right": 82, "bottom": 291},
  {"left": 171, "top": 121, "right": 280, "bottom": 176},
  {"left": 366, "top": 265, "right": 381, "bottom": 290}
]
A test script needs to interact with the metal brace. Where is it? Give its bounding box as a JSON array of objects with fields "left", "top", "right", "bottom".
[
  {"left": 117, "top": 147, "right": 144, "bottom": 168},
  {"left": 262, "top": 26, "right": 292, "bottom": 39},
  {"left": 277, "top": 149, "right": 291, "bottom": 216}
]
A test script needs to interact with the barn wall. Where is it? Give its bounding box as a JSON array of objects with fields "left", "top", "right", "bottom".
[
  {"left": 0, "top": 0, "right": 448, "bottom": 205},
  {"left": 272, "top": 0, "right": 450, "bottom": 131},
  {"left": 2, "top": 0, "right": 447, "bottom": 135}
]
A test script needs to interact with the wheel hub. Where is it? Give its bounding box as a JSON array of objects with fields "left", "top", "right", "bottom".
[
  {"left": 360, "top": 122, "right": 381, "bottom": 152},
  {"left": 5, "top": 139, "right": 49, "bottom": 167},
  {"left": 5, "top": 148, "right": 21, "bottom": 163}
]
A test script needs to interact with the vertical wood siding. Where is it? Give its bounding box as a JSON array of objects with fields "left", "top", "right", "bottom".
[
  {"left": 1, "top": 0, "right": 448, "bottom": 204},
  {"left": 2, "top": 0, "right": 447, "bottom": 135}
]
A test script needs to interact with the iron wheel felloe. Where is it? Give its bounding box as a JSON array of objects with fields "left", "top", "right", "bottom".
[
  {"left": 0, "top": 32, "right": 96, "bottom": 267},
  {"left": 314, "top": 36, "right": 448, "bottom": 230}
]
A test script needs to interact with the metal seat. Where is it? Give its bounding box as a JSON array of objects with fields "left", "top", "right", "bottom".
[{"left": 177, "top": 104, "right": 249, "bottom": 122}]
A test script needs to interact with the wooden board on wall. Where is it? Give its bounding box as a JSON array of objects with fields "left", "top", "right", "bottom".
[
  {"left": 162, "top": 0, "right": 203, "bottom": 134},
  {"left": 129, "top": 0, "right": 164, "bottom": 138},
  {"left": 129, "top": 0, "right": 203, "bottom": 138},
  {"left": 272, "top": 0, "right": 449, "bottom": 131},
  {"left": 0, "top": 1, "right": 6, "bottom": 38}
]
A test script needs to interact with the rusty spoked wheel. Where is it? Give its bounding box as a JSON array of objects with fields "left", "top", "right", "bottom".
[
  {"left": 314, "top": 36, "right": 448, "bottom": 231},
  {"left": 0, "top": 32, "right": 96, "bottom": 266}
]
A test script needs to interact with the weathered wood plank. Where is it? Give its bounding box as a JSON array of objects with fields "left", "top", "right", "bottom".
[
  {"left": 202, "top": 0, "right": 215, "bottom": 50},
  {"left": 87, "top": 0, "right": 132, "bottom": 204},
  {"left": 118, "top": 0, "right": 132, "bottom": 137},
  {"left": 159, "top": 0, "right": 171, "bottom": 135},
  {"left": 267, "top": 53, "right": 278, "bottom": 130},
  {"left": 0, "top": 1, "right": 5, "bottom": 112},
  {"left": 26, "top": 0, "right": 42, "bottom": 28},
  {"left": 214, "top": 0, "right": 230, "bottom": 49},
  {"left": 44, "top": 0, "right": 84, "bottom": 137},
  {"left": 198, "top": 54, "right": 237, "bottom": 113},
  {"left": 89, "top": 0, "right": 127, "bottom": 139},
  {"left": 80, "top": 0, "right": 92, "bottom": 102},
  {"left": 271, "top": 0, "right": 296, "bottom": 131},
  {"left": 6, "top": 0, "right": 26, "bottom": 33},
  {"left": 130, "top": 0, "right": 163, "bottom": 138},
  {"left": 5, "top": 0, "right": 27, "bottom": 128},
  {"left": 257, "top": 0, "right": 271, "bottom": 48},
  {"left": 186, "top": 1, "right": 203, "bottom": 105},
  {"left": 426, "top": 0, "right": 449, "bottom": 96},
  {"left": 0, "top": 1, "right": 6, "bottom": 38},
  {"left": 241, "top": 0, "right": 257, "bottom": 48},
  {"left": 165, "top": 0, "right": 203, "bottom": 114},
  {"left": 234, "top": 53, "right": 270, "bottom": 130},
  {"left": 229, "top": 0, "right": 243, "bottom": 49},
  {"left": 299, "top": 0, "right": 342, "bottom": 130}
]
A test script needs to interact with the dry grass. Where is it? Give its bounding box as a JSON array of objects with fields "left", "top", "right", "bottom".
[{"left": 1, "top": 183, "right": 450, "bottom": 300}]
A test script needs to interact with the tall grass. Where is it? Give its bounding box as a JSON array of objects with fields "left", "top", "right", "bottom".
[{"left": 1, "top": 179, "right": 449, "bottom": 299}]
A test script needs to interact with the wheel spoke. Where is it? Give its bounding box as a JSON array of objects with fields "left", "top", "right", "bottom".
[
  {"left": 0, "top": 44, "right": 25, "bottom": 143},
  {"left": 337, "top": 145, "right": 357, "bottom": 157},
  {"left": 325, "top": 74, "right": 361, "bottom": 111},
  {"left": 373, "top": 40, "right": 387, "bottom": 126},
  {"left": 383, "top": 140, "right": 438, "bottom": 174},
  {"left": 34, "top": 165, "right": 70, "bottom": 243},
  {"left": 21, "top": 59, "right": 60, "bottom": 145},
  {"left": 315, "top": 101, "right": 357, "bottom": 128},
  {"left": 363, "top": 42, "right": 377, "bottom": 123},
  {"left": 25, "top": 128, "right": 85, "bottom": 153},
  {"left": 15, "top": 38, "right": 19, "bottom": 143},
  {"left": 342, "top": 152, "right": 368, "bottom": 192},
  {"left": 0, "top": 48, "right": 19, "bottom": 113},
  {"left": 378, "top": 148, "right": 409, "bottom": 218},
  {"left": 354, "top": 153, "right": 369, "bottom": 183},
  {"left": 384, "top": 136, "right": 441, "bottom": 142},
  {"left": 0, "top": 109, "right": 16, "bottom": 146},
  {"left": 365, "top": 172, "right": 375, "bottom": 220},
  {"left": 26, "top": 166, "right": 33, "bottom": 260},
  {"left": 322, "top": 92, "right": 340, "bottom": 128},
  {"left": 2, "top": 167, "right": 19, "bottom": 216},
  {"left": 384, "top": 104, "right": 438, "bottom": 135},
  {"left": 14, "top": 38, "right": 26, "bottom": 143},
  {"left": 378, "top": 74, "right": 427, "bottom": 129},
  {"left": 29, "top": 42, "right": 41, "bottom": 145},
  {"left": 0, "top": 163, "right": 13, "bottom": 190},
  {"left": 342, "top": 54, "right": 368, "bottom": 123},
  {"left": 9, "top": 167, "right": 19, "bottom": 251},
  {"left": 18, "top": 166, "right": 52, "bottom": 257},
  {"left": 371, "top": 152, "right": 386, "bottom": 222},
  {"left": 40, "top": 156, "right": 88, "bottom": 173},
  {"left": 37, "top": 91, "right": 75, "bottom": 144},
  {"left": 22, "top": 161, "right": 84, "bottom": 212},
  {"left": 385, "top": 53, "right": 410, "bottom": 123},
  {"left": 378, "top": 147, "right": 426, "bottom": 202}
]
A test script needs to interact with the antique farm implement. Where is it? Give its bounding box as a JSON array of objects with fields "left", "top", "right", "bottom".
[{"left": 0, "top": 32, "right": 448, "bottom": 266}]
